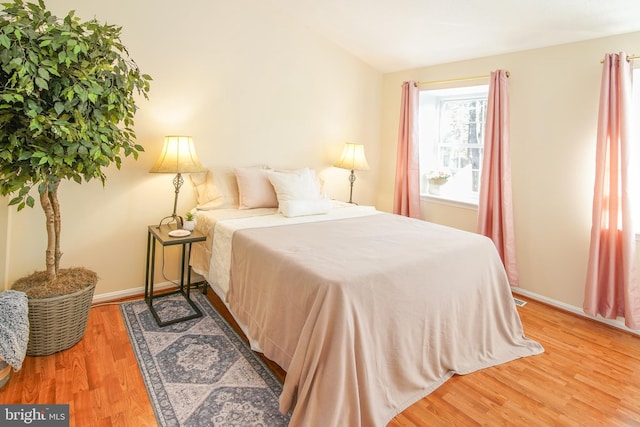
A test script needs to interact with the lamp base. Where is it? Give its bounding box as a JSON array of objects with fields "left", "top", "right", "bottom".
[
  {"left": 157, "top": 173, "right": 185, "bottom": 229},
  {"left": 347, "top": 169, "right": 358, "bottom": 204},
  {"left": 157, "top": 214, "right": 183, "bottom": 229}
]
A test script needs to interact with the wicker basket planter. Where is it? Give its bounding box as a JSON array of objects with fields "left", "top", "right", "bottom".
[
  {"left": 0, "top": 360, "right": 10, "bottom": 389},
  {"left": 26, "top": 282, "right": 96, "bottom": 356}
]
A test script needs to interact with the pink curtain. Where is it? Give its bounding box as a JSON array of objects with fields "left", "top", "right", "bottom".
[
  {"left": 393, "top": 81, "right": 421, "bottom": 218},
  {"left": 584, "top": 52, "right": 640, "bottom": 329},
  {"left": 477, "top": 70, "right": 518, "bottom": 286}
]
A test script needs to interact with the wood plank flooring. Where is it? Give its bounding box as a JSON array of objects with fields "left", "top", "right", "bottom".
[{"left": 1, "top": 287, "right": 639, "bottom": 426}]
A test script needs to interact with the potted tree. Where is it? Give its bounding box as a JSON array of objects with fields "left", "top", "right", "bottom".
[{"left": 0, "top": 0, "right": 151, "bottom": 355}]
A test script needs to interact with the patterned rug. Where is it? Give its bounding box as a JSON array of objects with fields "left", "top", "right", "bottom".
[{"left": 120, "top": 291, "right": 290, "bottom": 426}]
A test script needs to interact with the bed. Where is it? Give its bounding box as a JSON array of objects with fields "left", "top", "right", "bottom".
[{"left": 188, "top": 167, "right": 544, "bottom": 427}]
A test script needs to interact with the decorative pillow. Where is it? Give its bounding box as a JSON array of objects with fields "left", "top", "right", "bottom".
[
  {"left": 235, "top": 167, "right": 278, "bottom": 209},
  {"left": 189, "top": 171, "right": 223, "bottom": 209},
  {"left": 267, "top": 168, "right": 321, "bottom": 206},
  {"left": 189, "top": 168, "right": 239, "bottom": 210},
  {"left": 279, "top": 199, "right": 333, "bottom": 217},
  {"left": 211, "top": 168, "right": 240, "bottom": 207}
]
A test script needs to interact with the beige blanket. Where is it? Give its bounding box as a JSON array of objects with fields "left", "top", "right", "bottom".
[
  {"left": 227, "top": 212, "right": 543, "bottom": 427},
  {"left": 191, "top": 203, "right": 378, "bottom": 297}
]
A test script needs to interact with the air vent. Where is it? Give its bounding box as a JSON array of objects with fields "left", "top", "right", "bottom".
[{"left": 513, "top": 298, "right": 527, "bottom": 307}]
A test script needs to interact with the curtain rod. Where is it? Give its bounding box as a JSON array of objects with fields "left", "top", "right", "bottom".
[
  {"left": 415, "top": 71, "right": 509, "bottom": 87},
  {"left": 600, "top": 54, "right": 640, "bottom": 63}
]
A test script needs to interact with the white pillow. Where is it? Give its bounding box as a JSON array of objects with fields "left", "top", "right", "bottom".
[
  {"left": 235, "top": 167, "right": 278, "bottom": 209},
  {"left": 279, "top": 199, "right": 333, "bottom": 217},
  {"left": 267, "top": 168, "right": 321, "bottom": 206}
]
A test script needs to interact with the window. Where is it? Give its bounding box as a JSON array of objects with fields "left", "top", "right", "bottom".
[{"left": 418, "top": 85, "right": 489, "bottom": 205}]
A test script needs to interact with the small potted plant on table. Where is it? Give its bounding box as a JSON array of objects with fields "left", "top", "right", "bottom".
[{"left": 183, "top": 212, "right": 196, "bottom": 231}]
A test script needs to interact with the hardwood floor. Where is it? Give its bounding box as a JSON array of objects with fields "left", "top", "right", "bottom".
[
  {"left": 1, "top": 297, "right": 157, "bottom": 427},
  {"left": 2, "top": 288, "right": 639, "bottom": 426}
]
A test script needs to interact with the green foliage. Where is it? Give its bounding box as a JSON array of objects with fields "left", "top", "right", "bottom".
[{"left": 0, "top": 0, "right": 151, "bottom": 209}]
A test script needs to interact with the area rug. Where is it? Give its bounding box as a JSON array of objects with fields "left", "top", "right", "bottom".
[{"left": 120, "top": 292, "right": 290, "bottom": 426}]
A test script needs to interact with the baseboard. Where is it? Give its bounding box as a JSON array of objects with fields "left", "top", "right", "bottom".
[
  {"left": 92, "top": 281, "right": 178, "bottom": 304},
  {"left": 511, "top": 287, "right": 640, "bottom": 336}
]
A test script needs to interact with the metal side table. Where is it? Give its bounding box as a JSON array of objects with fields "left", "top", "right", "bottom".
[{"left": 144, "top": 224, "right": 206, "bottom": 326}]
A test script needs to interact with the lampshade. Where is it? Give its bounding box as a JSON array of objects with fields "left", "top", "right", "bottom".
[
  {"left": 333, "top": 143, "right": 370, "bottom": 171},
  {"left": 150, "top": 136, "right": 206, "bottom": 174}
]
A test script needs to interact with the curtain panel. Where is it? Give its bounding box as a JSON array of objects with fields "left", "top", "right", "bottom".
[
  {"left": 584, "top": 52, "right": 640, "bottom": 329},
  {"left": 393, "top": 81, "right": 421, "bottom": 218},
  {"left": 477, "top": 70, "right": 519, "bottom": 286}
]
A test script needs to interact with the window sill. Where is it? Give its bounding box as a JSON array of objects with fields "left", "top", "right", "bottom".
[{"left": 420, "top": 193, "right": 478, "bottom": 210}]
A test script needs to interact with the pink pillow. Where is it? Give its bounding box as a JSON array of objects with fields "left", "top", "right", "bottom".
[{"left": 235, "top": 167, "right": 278, "bottom": 209}]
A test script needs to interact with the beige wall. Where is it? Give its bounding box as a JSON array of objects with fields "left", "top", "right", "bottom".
[
  {"left": 379, "top": 32, "right": 640, "bottom": 310},
  {"left": 0, "top": 197, "right": 7, "bottom": 289},
  {"left": 2, "top": 0, "right": 382, "bottom": 297}
]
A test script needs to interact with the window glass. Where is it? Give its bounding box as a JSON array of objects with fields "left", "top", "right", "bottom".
[{"left": 419, "top": 85, "right": 488, "bottom": 204}]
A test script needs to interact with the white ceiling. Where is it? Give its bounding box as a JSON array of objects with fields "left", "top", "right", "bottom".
[{"left": 267, "top": 0, "right": 640, "bottom": 73}]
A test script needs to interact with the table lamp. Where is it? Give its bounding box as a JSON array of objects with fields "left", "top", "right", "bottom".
[
  {"left": 150, "top": 136, "right": 206, "bottom": 228},
  {"left": 333, "top": 143, "right": 369, "bottom": 204}
]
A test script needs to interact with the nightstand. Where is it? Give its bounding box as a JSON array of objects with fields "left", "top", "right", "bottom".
[{"left": 144, "top": 224, "right": 206, "bottom": 327}]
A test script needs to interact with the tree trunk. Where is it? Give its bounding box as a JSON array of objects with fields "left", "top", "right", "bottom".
[
  {"left": 50, "top": 182, "right": 62, "bottom": 275},
  {"left": 40, "top": 182, "right": 61, "bottom": 282}
]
